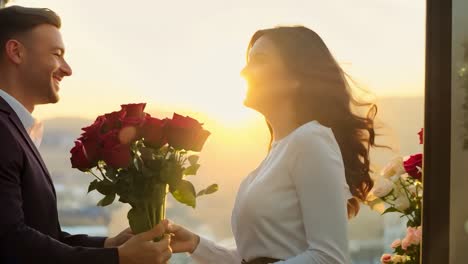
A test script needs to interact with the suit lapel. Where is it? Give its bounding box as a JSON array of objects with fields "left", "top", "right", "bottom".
[{"left": 0, "top": 97, "right": 56, "bottom": 198}]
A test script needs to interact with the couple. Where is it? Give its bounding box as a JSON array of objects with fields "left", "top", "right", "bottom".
[{"left": 0, "top": 5, "right": 378, "bottom": 264}]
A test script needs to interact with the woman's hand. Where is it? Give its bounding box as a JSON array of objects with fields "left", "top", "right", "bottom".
[{"left": 166, "top": 220, "right": 200, "bottom": 254}]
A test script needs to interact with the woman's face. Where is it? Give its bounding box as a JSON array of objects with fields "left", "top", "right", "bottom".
[{"left": 241, "top": 36, "right": 299, "bottom": 113}]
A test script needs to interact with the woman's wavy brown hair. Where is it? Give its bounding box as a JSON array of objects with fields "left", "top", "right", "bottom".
[{"left": 247, "top": 26, "right": 380, "bottom": 218}]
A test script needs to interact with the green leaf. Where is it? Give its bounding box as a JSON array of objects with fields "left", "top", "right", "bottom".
[
  {"left": 188, "top": 155, "right": 199, "bottom": 166},
  {"left": 139, "top": 147, "right": 154, "bottom": 161},
  {"left": 95, "top": 179, "right": 115, "bottom": 196},
  {"left": 142, "top": 165, "right": 155, "bottom": 178},
  {"left": 170, "top": 180, "right": 196, "bottom": 208},
  {"left": 88, "top": 180, "right": 99, "bottom": 193},
  {"left": 183, "top": 164, "right": 200, "bottom": 176},
  {"left": 161, "top": 161, "right": 183, "bottom": 187},
  {"left": 395, "top": 246, "right": 405, "bottom": 255},
  {"left": 97, "top": 193, "right": 116, "bottom": 207},
  {"left": 204, "top": 184, "right": 219, "bottom": 194},
  {"left": 105, "top": 166, "right": 118, "bottom": 180},
  {"left": 127, "top": 207, "right": 151, "bottom": 234},
  {"left": 146, "top": 159, "right": 163, "bottom": 171},
  {"left": 197, "top": 184, "right": 219, "bottom": 197},
  {"left": 382, "top": 207, "right": 400, "bottom": 215}
]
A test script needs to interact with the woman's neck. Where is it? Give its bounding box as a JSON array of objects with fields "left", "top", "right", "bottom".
[{"left": 264, "top": 103, "right": 299, "bottom": 142}]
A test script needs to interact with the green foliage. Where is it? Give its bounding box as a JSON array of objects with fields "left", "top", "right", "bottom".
[
  {"left": 170, "top": 180, "right": 197, "bottom": 208},
  {"left": 97, "top": 193, "right": 116, "bottom": 207},
  {"left": 382, "top": 207, "right": 400, "bottom": 215},
  {"left": 197, "top": 184, "right": 219, "bottom": 197},
  {"left": 188, "top": 155, "right": 199, "bottom": 166},
  {"left": 86, "top": 140, "right": 218, "bottom": 234},
  {"left": 183, "top": 164, "right": 200, "bottom": 176}
]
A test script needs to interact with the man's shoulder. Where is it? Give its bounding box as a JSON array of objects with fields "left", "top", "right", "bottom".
[
  {"left": 0, "top": 112, "right": 14, "bottom": 132},
  {"left": 0, "top": 113, "right": 21, "bottom": 148}
]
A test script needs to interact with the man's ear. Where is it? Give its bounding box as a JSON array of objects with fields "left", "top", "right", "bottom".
[{"left": 5, "top": 39, "right": 25, "bottom": 65}]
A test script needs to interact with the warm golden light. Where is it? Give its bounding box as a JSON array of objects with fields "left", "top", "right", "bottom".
[
  {"left": 4, "top": 3, "right": 427, "bottom": 261},
  {"left": 10, "top": 0, "right": 424, "bottom": 126}
]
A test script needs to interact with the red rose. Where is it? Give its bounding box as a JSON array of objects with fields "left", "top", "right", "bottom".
[
  {"left": 172, "top": 113, "right": 201, "bottom": 128},
  {"left": 404, "top": 153, "right": 423, "bottom": 180},
  {"left": 165, "top": 113, "right": 210, "bottom": 151},
  {"left": 120, "top": 103, "right": 147, "bottom": 128},
  {"left": 80, "top": 136, "right": 100, "bottom": 164},
  {"left": 142, "top": 116, "right": 167, "bottom": 148},
  {"left": 121, "top": 103, "right": 146, "bottom": 118},
  {"left": 79, "top": 116, "right": 106, "bottom": 161},
  {"left": 121, "top": 116, "right": 147, "bottom": 128},
  {"left": 118, "top": 126, "right": 139, "bottom": 145},
  {"left": 418, "top": 128, "right": 424, "bottom": 145},
  {"left": 70, "top": 141, "right": 96, "bottom": 171},
  {"left": 101, "top": 130, "right": 132, "bottom": 168},
  {"left": 102, "top": 110, "right": 126, "bottom": 133},
  {"left": 81, "top": 115, "right": 106, "bottom": 138}
]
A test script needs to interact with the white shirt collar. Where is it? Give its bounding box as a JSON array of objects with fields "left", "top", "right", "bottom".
[{"left": 0, "top": 89, "right": 43, "bottom": 148}]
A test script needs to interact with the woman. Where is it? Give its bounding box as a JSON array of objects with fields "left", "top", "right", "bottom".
[{"left": 167, "top": 26, "right": 378, "bottom": 264}]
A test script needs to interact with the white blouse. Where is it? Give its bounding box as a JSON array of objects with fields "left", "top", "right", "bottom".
[{"left": 191, "top": 120, "right": 353, "bottom": 263}]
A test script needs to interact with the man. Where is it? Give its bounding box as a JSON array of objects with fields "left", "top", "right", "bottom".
[{"left": 0, "top": 6, "right": 172, "bottom": 264}]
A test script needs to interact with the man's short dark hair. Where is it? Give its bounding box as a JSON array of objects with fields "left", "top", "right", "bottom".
[{"left": 0, "top": 6, "right": 61, "bottom": 55}]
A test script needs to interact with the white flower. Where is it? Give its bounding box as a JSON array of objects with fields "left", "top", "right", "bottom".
[
  {"left": 394, "top": 195, "right": 411, "bottom": 211},
  {"left": 392, "top": 177, "right": 407, "bottom": 196},
  {"left": 381, "top": 157, "right": 406, "bottom": 178},
  {"left": 389, "top": 174, "right": 401, "bottom": 183},
  {"left": 371, "top": 177, "right": 395, "bottom": 198},
  {"left": 391, "top": 255, "right": 408, "bottom": 263}
]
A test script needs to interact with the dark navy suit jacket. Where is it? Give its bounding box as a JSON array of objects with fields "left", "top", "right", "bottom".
[{"left": 0, "top": 97, "right": 119, "bottom": 263}]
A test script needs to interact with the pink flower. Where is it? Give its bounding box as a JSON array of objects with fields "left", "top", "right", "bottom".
[
  {"left": 415, "top": 226, "right": 422, "bottom": 241},
  {"left": 401, "top": 237, "right": 411, "bottom": 250},
  {"left": 381, "top": 254, "right": 392, "bottom": 263},
  {"left": 391, "top": 239, "right": 401, "bottom": 249},
  {"left": 402, "top": 227, "right": 421, "bottom": 250}
]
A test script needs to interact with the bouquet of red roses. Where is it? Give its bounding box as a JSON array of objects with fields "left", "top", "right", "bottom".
[{"left": 70, "top": 103, "right": 218, "bottom": 240}]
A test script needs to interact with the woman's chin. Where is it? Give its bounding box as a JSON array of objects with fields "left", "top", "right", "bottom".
[
  {"left": 243, "top": 97, "right": 254, "bottom": 108},
  {"left": 243, "top": 98, "right": 263, "bottom": 114}
]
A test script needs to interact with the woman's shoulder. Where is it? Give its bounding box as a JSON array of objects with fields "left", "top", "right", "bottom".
[
  {"left": 290, "top": 121, "right": 337, "bottom": 148},
  {"left": 282, "top": 121, "right": 343, "bottom": 162}
]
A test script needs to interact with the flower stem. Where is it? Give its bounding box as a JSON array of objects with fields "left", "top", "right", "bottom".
[
  {"left": 97, "top": 165, "right": 113, "bottom": 182},
  {"left": 88, "top": 170, "right": 102, "bottom": 181}
]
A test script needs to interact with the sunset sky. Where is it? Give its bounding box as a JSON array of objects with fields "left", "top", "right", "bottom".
[{"left": 10, "top": 0, "right": 425, "bottom": 124}]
